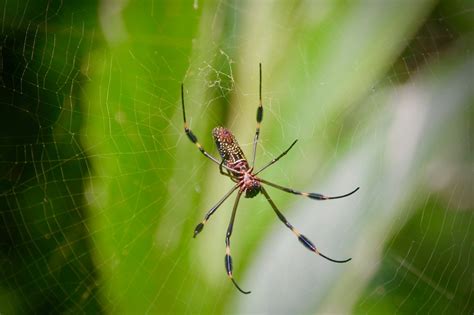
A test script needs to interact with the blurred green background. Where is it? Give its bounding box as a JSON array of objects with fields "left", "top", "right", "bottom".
[{"left": 0, "top": 0, "right": 472, "bottom": 314}]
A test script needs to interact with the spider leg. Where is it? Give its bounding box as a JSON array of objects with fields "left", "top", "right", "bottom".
[
  {"left": 254, "top": 139, "right": 298, "bottom": 175},
  {"left": 227, "top": 172, "right": 239, "bottom": 183},
  {"left": 193, "top": 184, "right": 239, "bottom": 238},
  {"left": 260, "top": 187, "right": 351, "bottom": 263},
  {"left": 259, "top": 178, "right": 359, "bottom": 200},
  {"left": 181, "top": 84, "right": 237, "bottom": 174},
  {"left": 225, "top": 190, "right": 251, "bottom": 294},
  {"left": 219, "top": 160, "right": 239, "bottom": 183},
  {"left": 251, "top": 63, "right": 263, "bottom": 168}
]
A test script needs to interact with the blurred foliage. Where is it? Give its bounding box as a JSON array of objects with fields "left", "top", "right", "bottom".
[
  {"left": 0, "top": 0, "right": 472, "bottom": 314},
  {"left": 355, "top": 195, "right": 474, "bottom": 314},
  {"left": 0, "top": 1, "right": 101, "bottom": 313}
]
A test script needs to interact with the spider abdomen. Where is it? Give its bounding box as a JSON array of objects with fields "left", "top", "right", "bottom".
[
  {"left": 212, "top": 127, "right": 248, "bottom": 165},
  {"left": 212, "top": 126, "right": 262, "bottom": 198}
]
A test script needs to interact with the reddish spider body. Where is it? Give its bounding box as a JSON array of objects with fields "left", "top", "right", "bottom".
[
  {"left": 181, "top": 63, "right": 359, "bottom": 295},
  {"left": 212, "top": 126, "right": 261, "bottom": 198}
]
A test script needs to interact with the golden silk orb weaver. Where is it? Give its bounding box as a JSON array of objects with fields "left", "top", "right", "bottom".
[{"left": 181, "top": 64, "right": 359, "bottom": 294}]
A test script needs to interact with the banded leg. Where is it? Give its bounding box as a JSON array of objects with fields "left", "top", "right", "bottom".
[
  {"left": 254, "top": 139, "right": 298, "bottom": 175},
  {"left": 260, "top": 178, "right": 359, "bottom": 200},
  {"left": 224, "top": 190, "right": 251, "bottom": 294},
  {"left": 260, "top": 187, "right": 351, "bottom": 263},
  {"left": 193, "top": 184, "right": 239, "bottom": 238},
  {"left": 181, "top": 84, "right": 237, "bottom": 174},
  {"left": 251, "top": 63, "right": 263, "bottom": 168}
]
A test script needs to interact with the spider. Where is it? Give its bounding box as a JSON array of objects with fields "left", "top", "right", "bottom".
[{"left": 181, "top": 64, "right": 359, "bottom": 294}]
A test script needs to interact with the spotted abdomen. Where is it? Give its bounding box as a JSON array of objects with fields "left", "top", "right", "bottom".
[{"left": 212, "top": 127, "right": 247, "bottom": 165}]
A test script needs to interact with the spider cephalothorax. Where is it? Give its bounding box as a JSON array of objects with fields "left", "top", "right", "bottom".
[
  {"left": 181, "top": 63, "right": 359, "bottom": 295},
  {"left": 240, "top": 171, "right": 261, "bottom": 198}
]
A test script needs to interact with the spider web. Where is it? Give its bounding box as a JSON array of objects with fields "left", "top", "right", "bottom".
[{"left": 0, "top": 1, "right": 472, "bottom": 314}]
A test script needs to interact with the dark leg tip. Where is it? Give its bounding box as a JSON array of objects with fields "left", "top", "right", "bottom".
[
  {"left": 231, "top": 278, "right": 251, "bottom": 295},
  {"left": 193, "top": 222, "right": 204, "bottom": 238},
  {"left": 318, "top": 252, "right": 352, "bottom": 264},
  {"left": 326, "top": 186, "right": 360, "bottom": 200}
]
